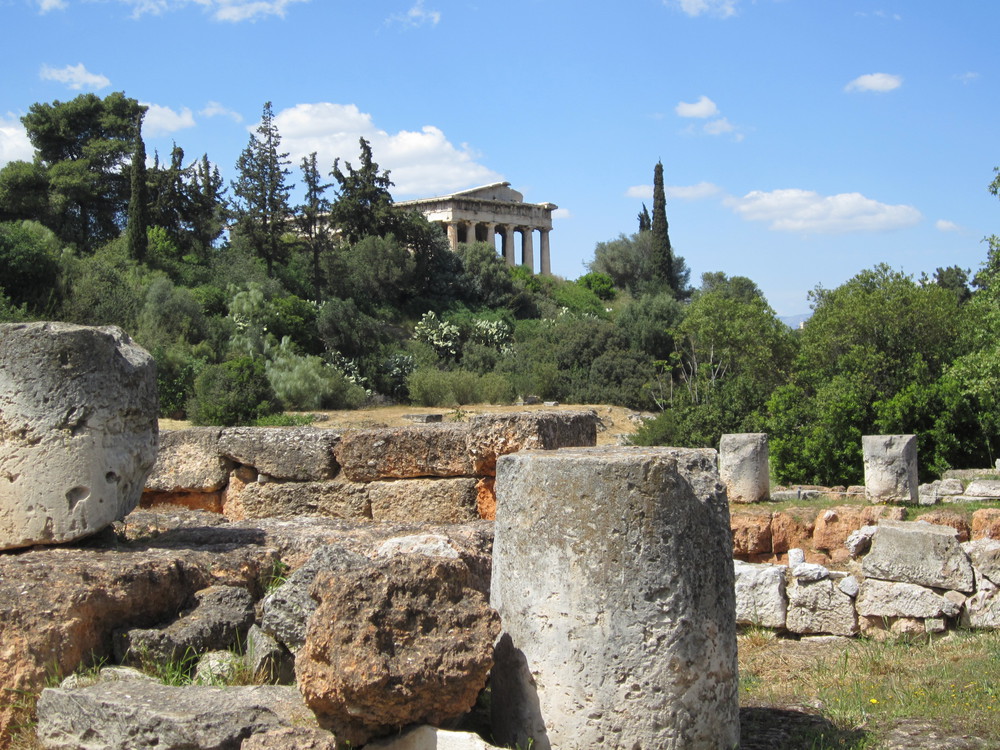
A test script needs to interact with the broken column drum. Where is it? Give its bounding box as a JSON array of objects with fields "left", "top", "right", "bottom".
[
  {"left": 719, "top": 432, "right": 770, "bottom": 504},
  {"left": 0, "top": 322, "right": 158, "bottom": 550},
  {"left": 863, "top": 434, "right": 918, "bottom": 503},
  {"left": 490, "top": 446, "right": 739, "bottom": 750}
]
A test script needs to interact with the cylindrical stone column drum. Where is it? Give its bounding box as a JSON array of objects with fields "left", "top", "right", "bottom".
[
  {"left": 719, "top": 432, "right": 770, "bottom": 504},
  {"left": 490, "top": 446, "right": 739, "bottom": 750},
  {"left": 863, "top": 434, "right": 918, "bottom": 503}
]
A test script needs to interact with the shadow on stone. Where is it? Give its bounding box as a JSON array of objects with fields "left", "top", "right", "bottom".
[
  {"left": 739, "top": 706, "right": 868, "bottom": 750},
  {"left": 490, "top": 634, "right": 549, "bottom": 750}
]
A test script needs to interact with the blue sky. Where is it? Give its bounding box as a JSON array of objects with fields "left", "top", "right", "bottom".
[{"left": 1, "top": 0, "right": 997, "bottom": 316}]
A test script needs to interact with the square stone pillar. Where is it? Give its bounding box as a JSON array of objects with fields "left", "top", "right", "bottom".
[
  {"left": 719, "top": 433, "right": 770, "bottom": 503},
  {"left": 863, "top": 434, "right": 918, "bottom": 503}
]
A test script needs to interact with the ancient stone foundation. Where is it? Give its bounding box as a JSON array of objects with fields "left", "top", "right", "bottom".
[
  {"left": 0, "top": 322, "right": 158, "bottom": 550},
  {"left": 490, "top": 447, "right": 740, "bottom": 750}
]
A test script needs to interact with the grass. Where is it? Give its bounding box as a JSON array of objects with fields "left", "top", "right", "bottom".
[{"left": 739, "top": 629, "right": 1000, "bottom": 746}]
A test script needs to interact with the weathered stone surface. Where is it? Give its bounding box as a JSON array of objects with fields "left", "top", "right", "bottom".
[
  {"left": 261, "top": 544, "right": 369, "bottom": 652},
  {"left": 786, "top": 578, "right": 858, "bottom": 636},
  {"left": 845, "top": 525, "right": 879, "bottom": 557},
  {"left": 938, "top": 478, "right": 966, "bottom": 496},
  {"left": 972, "top": 509, "right": 1000, "bottom": 540},
  {"left": 245, "top": 624, "right": 295, "bottom": 685},
  {"left": 813, "top": 505, "right": 905, "bottom": 552},
  {"left": 296, "top": 555, "right": 500, "bottom": 748},
  {"left": 141, "top": 489, "right": 224, "bottom": 513},
  {"left": 373, "top": 533, "right": 461, "bottom": 559},
  {"left": 863, "top": 434, "right": 918, "bottom": 503},
  {"left": 839, "top": 575, "right": 860, "bottom": 598},
  {"left": 734, "top": 561, "right": 787, "bottom": 629},
  {"left": 194, "top": 649, "right": 245, "bottom": 685},
  {"left": 241, "top": 726, "right": 338, "bottom": 750},
  {"left": 719, "top": 432, "right": 770, "bottom": 503},
  {"left": 0, "top": 322, "right": 158, "bottom": 550},
  {"left": 862, "top": 520, "right": 975, "bottom": 593},
  {"left": 335, "top": 424, "right": 473, "bottom": 482},
  {"left": 475, "top": 476, "right": 496, "bottom": 520},
  {"left": 962, "top": 588, "right": 1000, "bottom": 629},
  {"left": 915, "top": 510, "right": 971, "bottom": 542},
  {"left": 857, "top": 579, "right": 962, "bottom": 620},
  {"left": 145, "top": 427, "right": 229, "bottom": 492},
  {"left": 491, "top": 447, "right": 739, "bottom": 750},
  {"left": 368, "top": 477, "right": 479, "bottom": 523},
  {"left": 467, "top": 410, "right": 598, "bottom": 476},
  {"left": 963, "top": 480, "right": 1000, "bottom": 498},
  {"left": 732, "top": 512, "right": 773, "bottom": 557},
  {"left": 962, "top": 539, "right": 1000, "bottom": 587},
  {"left": 59, "top": 665, "right": 153, "bottom": 691},
  {"left": 36, "top": 682, "right": 316, "bottom": 750},
  {"left": 770, "top": 511, "right": 813, "bottom": 554},
  {"left": 792, "top": 562, "right": 831, "bottom": 582},
  {"left": 236, "top": 478, "right": 371, "bottom": 520},
  {"left": 366, "top": 725, "right": 503, "bottom": 749},
  {"left": 115, "top": 584, "right": 256, "bottom": 665},
  {"left": 219, "top": 427, "right": 340, "bottom": 481}
]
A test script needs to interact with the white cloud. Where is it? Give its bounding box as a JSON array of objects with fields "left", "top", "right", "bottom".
[
  {"left": 935, "top": 219, "right": 961, "bottom": 232},
  {"left": 665, "top": 181, "right": 722, "bottom": 200},
  {"left": 552, "top": 208, "right": 572, "bottom": 220},
  {"left": 37, "top": 0, "right": 68, "bottom": 11},
  {"left": 703, "top": 117, "right": 737, "bottom": 136},
  {"left": 141, "top": 104, "right": 196, "bottom": 136},
  {"left": 0, "top": 116, "right": 34, "bottom": 167},
  {"left": 387, "top": 0, "right": 440, "bottom": 27},
  {"left": 272, "top": 102, "right": 501, "bottom": 198},
  {"left": 675, "top": 95, "right": 719, "bottom": 119},
  {"left": 45, "top": 0, "right": 310, "bottom": 22},
  {"left": 40, "top": 63, "right": 110, "bottom": 91},
  {"left": 200, "top": 101, "right": 243, "bottom": 122},
  {"left": 670, "top": 0, "right": 737, "bottom": 18},
  {"left": 626, "top": 185, "right": 653, "bottom": 200},
  {"left": 955, "top": 72, "right": 979, "bottom": 85},
  {"left": 727, "top": 188, "right": 921, "bottom": 233},
  {"left": 844, "top": 73, "right": 902, "bottom": 93}
]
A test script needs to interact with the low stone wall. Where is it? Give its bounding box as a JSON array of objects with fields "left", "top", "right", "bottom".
[
  {"left": 142, "top": 411, "right": 599, "bottom": 524},
  {"left": 735, "top": 519, "right": 1000, "bottom": 638}
]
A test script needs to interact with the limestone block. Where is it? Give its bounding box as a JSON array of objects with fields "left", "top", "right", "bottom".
[
  {"left": 785, "top": 578, "right": 858, "bottom": 636},
  {"left": 862, "top": 434, "right": 918, "bottom": 503},
  {"left": 915, "top": 510, "right": 970, "bottom": 542},
  {"left": 813, "top": 505, "right": 904, "bottom": 552},
  {"left": 368, "top": 477, "right": 479, "bottom": 524},
  {"left": 146, "top": 427, "right": 229, "bottom": 492},
  {"left": 335, "top": 424, "right": 473, "bottom": 482},
  {"left": 792, "top": 562, "right": 830, "bottom": 582},
  {"left": 193, "top": 649, "right": 244, "bottom": 685},
  {"left": 734, "top": 561, "right": 787, "bottom": 629},
  {"left": 962, "top": 588, "right": 1000, "bottom": 629},
  {"left": 490, "top": 447, "right": 739, "bottom": 750},
  {"left": 964, "top": 480, "right": 1000, "bottom": 499},
  {"left": 236, "top": 478, "right": 371, "bottom": 521},
  {"left": 245, "top": 624, "right": 295, "bottom": 684},
  {"left": 731, "top": 511, "right": 773, "bottom": 556},
  {"left": 366, "top": 725, "right": 503, "bottom": 749},
  {"left": 37, "top": 682, "right": 316, "bottom": 750},
  {"left": 373, "top": 533, "right": 461, "bottom": 559},
  {"left": 845, "top": 525, "right": 879, "bottom": 558},
  {"left": 219, "top": 427, "right": 340, "bottom": 481},
  {"left": 857, "top": 579, "right": 961, "bottom": 620},
  {"left": 467, "top": 410, "right": 598, "bottom": 476},
  {"left": 241, "top": 726, "right": 338, "bottom": 750},
  {"left": 719, "top": 432, "right": 770, "bottom": 503},
  {"left": 972, "top": 509, "right": 1000, "bottom": 540},
  {"left": 296, "top": 555, "right": 500, "bottom": 748},
  {"left": 0, "top": 322, "right": 158, "bottom": 550},
  {"left": 962, "top": 539, "right": 1000, "bottom": 587},
  {"left": 862, "top": 520, "right": 975, "bottom": 593},
  {"left": 938, "top": 478, "right": 965, "bottom": 496},
  {"left": 839, "top": 575, "right": 860, "bottom": 598}
]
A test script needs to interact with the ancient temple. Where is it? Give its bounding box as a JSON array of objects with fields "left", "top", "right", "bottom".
[{"left": 397, "top": 182, "right": 556, "bottom": 275}]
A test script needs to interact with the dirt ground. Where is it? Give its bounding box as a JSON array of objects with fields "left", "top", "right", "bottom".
[{"left": 160, "top": 403, "right": 646, "bottom": 446}]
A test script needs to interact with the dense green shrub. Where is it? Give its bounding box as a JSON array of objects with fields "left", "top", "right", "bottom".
[
  {"left": 406, "top": 367, "right": 515, "bottom": 407},
  {"left": 265, "top": 347, "right": 366, "bottom": 410},
  {"left": 188, "top": 356, "right": 279, "bottom": 426}
]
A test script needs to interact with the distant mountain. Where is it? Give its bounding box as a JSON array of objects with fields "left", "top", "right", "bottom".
[{"left": 780, "top": 313, "right": 810, "bottom": 330}]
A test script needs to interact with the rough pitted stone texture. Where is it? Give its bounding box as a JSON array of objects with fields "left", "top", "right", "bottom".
[
  {"left": 863, "top": 434, "right": 918, "bottom": 503},
  {"left": 963, "top": 539, "right": 1000, "bottom": 587},
  {"left": 857, "top": 579, "right": 962, "bottom": 620},
  {"left": 261, "top": 544, "right": 369, "bottom": 652},
  {"left": 863, "top": 520, "right": 975, "bottom": 593},
  {"left": 770, "top": 511, "right": 814, "bottom": 554},
  {"left": 366, "top": 725, "right": 503, "bottom": 749},
  {"left": 845, "top": 525, "right": 879, "bottom": 557},
  {"left": 734, "top": 561, "right": 788, "bottom": 629},
  {"left": 194, "top": 649, "right": 244, "bottom": 685},
  {"left": 466, "top": 410, "right": 598, "bottom": 476},
  {"left": 145, "top": 428, "right": 229, "bottom": 492},
  {"left": 0, "top": 322, "right": 158, "bottom": 550},
  {"left": 36, "top": 682, "right": 316, "bottom": 750},
  {"left": 236, "top": 478, "right": 371, "bottom": 520},
  {"left": 335, "top": 424, "right": 473, "bottom": 482},
  {"left": 731, "top": 511, "right": 773, "bottom": 557},
  {"left": 218, "top": 427, "right": 341, "bottom": 481},
  {"left": 786, "top": 578, "right": 859, "bottom": 636},
  {"left": 490, "top": 447, "right": 739, "bottom": 750},
  {"left": 296, "top": 555, "right": 500, "bottom": 748},
  {"left": 719, "top": 432, "right": 770, "bottom": 503},
  {"left": 373, "top": 533, "right": 461, "bottom": 559},
  {"left": 813, "top": 505, "right": 905, "bottom": 552},
  {"left": 964, "top": 480, "right": 1000, "bottom": 498},
  {"left": 245, "top": 624, "right": 295, "bottom": 684},
  {"left": 241, "top": 726, "right": 339, "bottom": 750},
  {"left": 141, "top": 489, "right": 224, "bottom": 513},
  {"left": 368, "top": 477, "right": 479, "bottom": 523},
  {"left": 916, "top": 510, "right": 971, "bottom": 542},
  {"left": 115, "top": 584, "right": 256, "bottom": 665},
  {"left": 475, "top": 476, "right": 496, "bottom": 520},
  {"left": 972, "top": 509, "right": 1000, "bottom": 540},
  {"left": 962, "top": 588, "right": 1000, "bottom": 629}
]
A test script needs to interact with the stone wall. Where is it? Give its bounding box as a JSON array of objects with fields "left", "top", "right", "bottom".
[{"left": 142, "top": 411, "right": 599, "bottom": 523}]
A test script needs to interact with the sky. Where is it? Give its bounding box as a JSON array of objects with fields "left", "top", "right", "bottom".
[{"left": 1, "top": 0, "right": 997, "bottom": 316}]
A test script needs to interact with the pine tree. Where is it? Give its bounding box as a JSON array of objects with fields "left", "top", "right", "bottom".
[
  {"left": 297, "top": 151, "right": 332, "bottom": 300},
  {"left": 126, "top": 115, "right": 148, "bottom": 262},
  {"left": 231, "top": 101, "right": 293, "bottom": 275},
  {"left": 650, "top": 160, "right": 675, "bottom": 293}
]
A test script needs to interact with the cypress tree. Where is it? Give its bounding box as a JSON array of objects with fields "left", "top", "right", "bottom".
[
  {"left": 637, "top": 203, "right": 651, "bottom": 233},
  {"left": 126, "top": 115, "right": 148, "bottom": 263},
  {"left": 650, "top": 160, "right": 675, "bottom": 294}
]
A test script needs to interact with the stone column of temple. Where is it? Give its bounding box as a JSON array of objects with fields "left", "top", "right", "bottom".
[
  {"left": 503, "top": 225, "right": 515, "bottom": 266},
  {"left": 490, "top": 446, "right": 739, "bottom": 750},
  {"left": 446, "top": 222, "right": 459, "bottom": 251},
  {"left": 485, "top": 222, "right": 496, "bottom": 249},
  {"left": 539, "top": 229, "right": 551, "bottom": 276},
  {"left": 466, "top": 220, "right": 478, "bottom": 244},
  {"left": 520, "top": 227, "right": 534, "bottom": 272}
]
